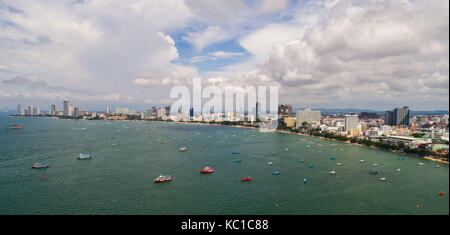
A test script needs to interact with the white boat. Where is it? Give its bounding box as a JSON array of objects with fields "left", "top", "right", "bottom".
[
  {"left": 336, "top": 162, "right": 342, "bottom": 166},
  {"left": 380, "top": 178, "right": 387, "bottom": 181},
  {"left": 417, "top": 162, "right": 425, "bottom": 166},
  {"left": 360, "top": 160, "right": 365, "bottom": 163},
  {"left": 78, "top": 154, "right": 91, "bottom": 159},
  {"left": 397, "top": 168, "right": 401, "bottom": 171},
  {"left": 179, "top": 147, "right": 187, "bottom": 152},
  {"left": 373, "top": 163, "right": 378, "bottom": 167},
  {"left": 329, "top": 171, "right": 336, "bottom": 175}
]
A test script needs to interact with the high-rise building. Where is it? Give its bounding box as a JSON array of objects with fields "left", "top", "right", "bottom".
[
  {"left": 165, "top": 106, "right": 171, "bottom": 116},
  {"left": 28, "top": 105, "right": 34, "bottom": 116},
  {"left": 189, "top": 107, "right": 194, "bottom": 118},
  {"left": 278, "top": 104, "right": 292, "bottom": 118},
  {"left": 50, "top": 104, "right": 56, "bottom": 115},
  {"left": 296, "top": 109, "right": 321, "bottom": 127},
  {"left": 385, "top": 106, "right": 410, "bottom": 126},
  {"left": 17, "top": 104, "right": 22, "bottom": 115},
  {"left": 106, "top": 106, "right": 110, "bottom": 114},
  {"left": 74, "top": 107, "right": 80, "bottom": 118},
  {"left": 344, "top": 114, "right": 359, "bottom": 131},
  {"left": 63, "top": 100, "right": 73, "bottom": 116}
]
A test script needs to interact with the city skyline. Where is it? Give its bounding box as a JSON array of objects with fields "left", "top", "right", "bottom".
[{"left": 0, "top": 0, "right": 449, "bottom": 111}]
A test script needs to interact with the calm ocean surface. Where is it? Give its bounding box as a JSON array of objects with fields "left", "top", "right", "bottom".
[{"left": 0, "top": 114, "right": 448, "bottom": 215}]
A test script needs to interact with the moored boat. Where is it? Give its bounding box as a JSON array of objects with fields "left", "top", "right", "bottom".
[
  {"left": 329, "top": 171, "right": 336, "bottom": 175},
  {"left": 32, "top": 163, "right": 49, "bottom": 169},
  {"left": 154, "top": 175, "right": 172, "bottom": 183},
  {"left": 241, "top": 177, "right": 251, "bottom": 182},
  {"left": 78, "top": 154, "right": 91, "bottom": 159},
  {"left": 200, "top": 167, "right": 214, "bottom": 173},
  {"left": 272, "top": 171, "right": 280, "bottom": 175},
  {"left": 179, "top": 147, "right": 187, "bottom": 152},
  {"left": 369, "top": 170, "right": 378, "bottom": 174}
]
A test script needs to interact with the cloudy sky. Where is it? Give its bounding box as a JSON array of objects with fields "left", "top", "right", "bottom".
[{"left": 0, "top": 0, "right": 448, "bottom": 112}]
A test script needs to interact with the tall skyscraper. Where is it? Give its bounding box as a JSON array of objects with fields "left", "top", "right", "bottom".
[
  {"left": 165, "top": 105, "right": 171, "bottom": 116},
  {"left": 296, "top": 109, "right": 321, "bottom": 127},
  {"left": 278, "top": 104, "right": 293, "bottom": 119},
  {"left": 28, "top": 105, "right": 34, "bottom": 116},
  {"left": 385, "top": 106, "right": 410, "bottom": 126},
  {"left": 106, "top": 106, "right": 110, "bottom": 114},
  {"left": 189, "top": 107, "right": 194, "bottom": 118},
  {"left": 344, "top": 114, "right": 359, "bottom": 131},
  {"left": 17, "top": 104, "right": 22, "bottom": 115},
  {"left": 50, "top": 104, "right": 56, "bottom": 115},
  {"left": 63, "top": 100, "right": 73, "bottom": 116}
]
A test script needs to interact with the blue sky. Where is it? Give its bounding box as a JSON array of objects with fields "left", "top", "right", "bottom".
[{"left": 0, "top": 0, "right": 448, "bottom": 112}]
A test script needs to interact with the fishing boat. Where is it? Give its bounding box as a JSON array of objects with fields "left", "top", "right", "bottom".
[
  {"left": 241, "top": 177, "right": 251, "bottom": 182},
  {"left": 329, "top": 171, "right": 336, "bottom": 175},
  {"left": 200, "top": 167, "right": 214, "bottom": 173},
  {"left": 272, "top": 171, "right": 280, "bottom": 175},
  {"left": 78, "top": 154, "right": 91, "bottom": 159},
  {"left": 369, "top": 170, "right": 378, "bottom": 174},
  {"left": 31, "top": 163, "right": 49, "bottom": 169},
  {"left": 154, "top": 175, "right": 172, "bottom": 183},
  {"left": 179, "top": 147, "right": 187, "bottom": 152}
]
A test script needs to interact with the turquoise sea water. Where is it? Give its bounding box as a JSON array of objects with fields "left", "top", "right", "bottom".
[{"left": 0, "top": 115, "right": 448, "bottom": 215}]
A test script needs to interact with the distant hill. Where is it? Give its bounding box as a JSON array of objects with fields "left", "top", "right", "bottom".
[{"left": 293, "top": 108, "right": 448, "bottom": 115}]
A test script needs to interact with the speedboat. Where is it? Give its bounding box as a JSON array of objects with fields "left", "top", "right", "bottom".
[
  {"left": 267, "top": 162, "right": 273, "bottom": 166},
  {"left": 284, "top": 148, "right": 289, "bottom": 151},
  {"left": 154, "top": 175, "right": 172, "bottom": 183},
  {"left": 78, "top": 154, "right": 91, "bottom": 159},
  {"left": 179, "top": 147, "right": 187, "bottom": 152},
  {"left": 380, "top": 178, "right": 387, "bottom": 181},
  {"left": 417, "top": 162, "right": 425, "bottom": 166},
  {"left": 272, "top": 171, "right": 280, "bottom": 175},
  {"left": 336, "top": 162, "right": 342, "bottom": 166},
  {"left": 299, "top": 159, "right": 305, "bottom": 163},
  {"left": 397, "top": 168, "right": 402, "bottom": 171},
  {"left": 241, "top": 177, "right": 251, "bottom": 182},
  {"left": 200, "top": 167, "right": 214, "bottom": 173},
  {"left": 373, "top": 163, "right": 378, "bottom": 167},
  {"left": 435, "top": 165, "right": 440, "bottom": 168},
  {"left": 31, "top": 163, "right": 49, "bottom": 169},
  {"left": 360, "top": 160, "right": 365, "bottom": 163},
  {"left": 330, "top": 156, "right": 336, "bottom": 160},
  {"left": 329, "top": 171, "right": 336, "bottom": 175}
]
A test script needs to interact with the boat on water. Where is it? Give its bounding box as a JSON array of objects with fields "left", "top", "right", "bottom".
[
  {"left": 154, "top": 175, "right": 172, "bottom": 183},
  {"left": 397, "top": 168, "right": 402, "bottom": 171},
  {"left": 303, "top": 178, "right": 308, "bottom": 183},
  {"left": 380, "top": 178, "right": 387, "bottom": 181},
  {"left": 235, "top": 158, "right": 241, "bottom": 162},
  {"left": 417, "top": 162, "right": 425, "bottom": 166},
  {"left": 9, "top": 126, "right": 24, "bottom": 130},
  {"left": 272, "top": 171, "right": 280, "bottom": 175},
  {"left": 330, "top": 156, "right": 336, "bottom": 160},
  {"left": 241, "top": 177, "right": 251, "bottom": 182},
  {"left": 398, "top": 157, "right": 404, "bottom": 160},
  {"left": 267, "top": 162, "right": 273, "bottom": 166},
  {"left": 179, "top": 147, "right": 187, "bottom": 152},
  {"left": 369, "top": 170, "right": 378, "bottom": 174},
  {"left": 200, "top": 167, "right": 214, "bottom": 173},
  {"left": 360, "top": 160, "right": 365, "bottom": 163},
  {"left": 435, "top": 165, "right": 440, "bottom": 168},
  {"left": 329, "top": 171, "right": 336, "bottom": 175},
  {"left": 232, "top": 152, "right": 240, "bottom": 155},
  {"left": 78, "top": 154, "right": 91, "bottom": 159},
  {"left": 308, "top": 164, "right": 314, "bottom": 168},
  {"left": 336, "top": 162, "right": 342, "bottom": 166},
  {"left": 373, "top": 163, "right": 378, "bottom": 167},
  {"left": 299, "top": 159, "right": 305, "bottom": 163},
  {"left": 31, "top": 163, "right": 49, "bottom": 169}
]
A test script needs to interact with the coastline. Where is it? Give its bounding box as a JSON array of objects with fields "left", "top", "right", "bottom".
[{"left": 7, "top": 115, "right": 449, "bottom": 165}]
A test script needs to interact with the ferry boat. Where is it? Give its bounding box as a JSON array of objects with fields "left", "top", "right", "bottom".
[
  {"left": 31, "top": 163, "right": 49, "bottom": 169},
  {"left": 241, "top": 177, "right": 251, "bottom": 182},
  {"left": 78, "top": 154, "right": 91, "bottom": 159},
  {"left": 200, "top": 167, "right": 214, "bottom": 173},
  {"left": 154, "top": 175, "right": 172, "bottom": 183}
]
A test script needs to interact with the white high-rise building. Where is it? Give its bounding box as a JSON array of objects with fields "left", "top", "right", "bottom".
[
  {"left": 344, "top": 115, "right": 359, "bottom": 131},
  {"left": 28, "top": 105, "right": 34, "bottom": 115},
  {"left": 296, "top": 109, "right": 321, "bottom": 127},
  {"left": 17, "top": 104, "right": 23, "bottom": 115},
  {"left": 106, "top": 106, "right": 110, "bottom": 114},
  {"left": 63, "top": 100, "right": 73, "bottom": 116}
]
